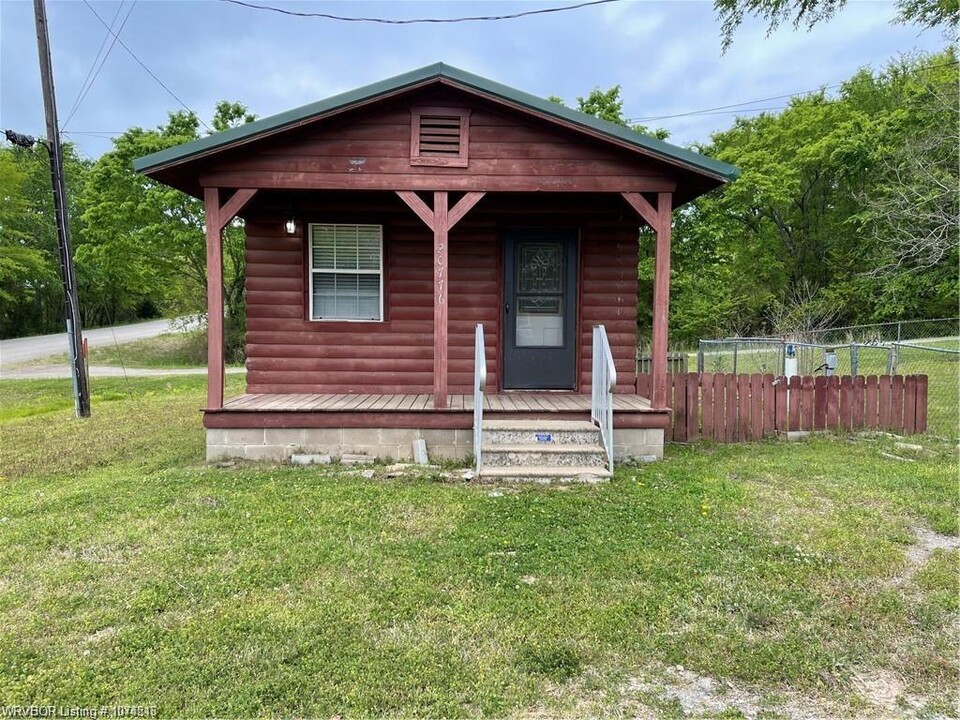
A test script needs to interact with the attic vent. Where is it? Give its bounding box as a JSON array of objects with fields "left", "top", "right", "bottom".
[{"left": 410, "top": 107, "right": 470, "bottom": 167}]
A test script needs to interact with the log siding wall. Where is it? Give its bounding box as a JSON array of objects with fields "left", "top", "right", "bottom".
[
  {"left": 244, "top": 219, "right": 639, "bottom": 396},
  {"left": 579, "top": 226, "right": 639, "bottom": 393}
]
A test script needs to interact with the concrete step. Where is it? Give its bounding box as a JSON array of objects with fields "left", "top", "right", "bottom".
[
  {"left": 482, "top": 419, "right": 601, "bottom": 446},
  {"left": 481, "top": 443, "right": 607, "bottom": 468},
  {"left": 479, "top": 465, "right": 611, "bottom": 484}
]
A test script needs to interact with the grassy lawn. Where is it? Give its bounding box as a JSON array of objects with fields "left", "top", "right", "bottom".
[{"left": 1, "top": 376, "right": 957, "bottom": 718}]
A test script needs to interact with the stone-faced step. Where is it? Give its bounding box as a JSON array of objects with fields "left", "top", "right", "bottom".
[
  {"left": 478, "top": 465, "right": 612, "bottom": 484},
  {"left": 482, "top": 419, "right": 601, "bottom": 446},
  {"left": 480, "top": 443, "right": 608, "bottom": 468}
]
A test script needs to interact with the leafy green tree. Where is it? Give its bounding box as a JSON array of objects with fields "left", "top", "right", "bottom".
[
  {"left": 77, "top": 103, "right": 256, "bottom": 360},
  {"left": 854, "top": 56, "right": 958, "bottom": 274},
  {"left": 666, "top": 50, "right": 958, "bottom": 344},
  {"left": 715, "top": 0, "right": 958, "bottom": 50},
  {"left": 550, "top": 86, "right": 670, "bottom": 139},
  {"left": 0, "top": 142, "right": 90, "bottom": 337}
]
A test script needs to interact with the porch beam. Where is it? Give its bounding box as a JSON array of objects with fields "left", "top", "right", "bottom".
[
  {"left": 203, "top": 187, "right": 225, "bottom": 410},
  {"left": 447, "top": 191, "right": 486, "bottom": 229},
  {"left": 650, "top": 192, "right": 673, "bottom": 409},
  {"left": 395, "top": 191, "right": 435, "bottom": 231},
  {"left": 620, "top": 192, "right": 659, "bottom": 228},
  {"left": 203, "top": 171, "right": 676, "bottom": 193},
  {"left": 433, "top": 191, "right": 450, "bottom": 409}
]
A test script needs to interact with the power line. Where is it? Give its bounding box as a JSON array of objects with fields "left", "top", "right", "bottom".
[
  {"left": 63, "top": 1, "right": 137, "bottom": 131},
  {"left": 81, "top": 0, "right": 211, "bottom": 132},
  {"left": 220, "top": 0, "right": 620, "bottom": 23},
  {"left": 651, "top": 105, "right": 789, "bottom": 120},
  {"left": 627, "top": 89, "right": 840, "bottom": 123},
  {"left": 626, "top": 59, "right": 959, "bottom": 124},
  {"left": 62, "top": 0, "right": 126, "bottom": 129}
]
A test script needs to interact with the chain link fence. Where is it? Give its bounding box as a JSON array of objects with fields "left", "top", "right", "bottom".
[{"left": 696, "top": 318, "right": 959, "bottom": 438}]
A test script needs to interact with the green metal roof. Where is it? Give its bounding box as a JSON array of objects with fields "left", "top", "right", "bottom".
[{"left": 133, "top": 62, "right": 738, "bottom": 182}]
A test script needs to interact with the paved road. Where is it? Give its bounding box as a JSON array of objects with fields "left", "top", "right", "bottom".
[
  {"left": 0, "top": 319, "right": 179, "bottom": 376},
  {"left": 4, "top": 365, "right": 246, "bottom": 379}
]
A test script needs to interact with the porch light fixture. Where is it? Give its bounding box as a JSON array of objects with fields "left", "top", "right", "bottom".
[{"left": 284, "top": 197, "right": 298, "bottom": 235}]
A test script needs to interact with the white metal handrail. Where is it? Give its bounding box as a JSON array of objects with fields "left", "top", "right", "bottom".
[
  {"left": 473, "top": 323, "right": 487, "bottom": 475},
  {"left": 592, "top": 325, "right": 617, "bottom": 471}
]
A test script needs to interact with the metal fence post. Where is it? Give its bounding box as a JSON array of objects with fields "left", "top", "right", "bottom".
[
  {"left": 850, "top": 343, "right": 859, "bottom": 377},
  {"left": 697, "top": 340, "right": 704, "bottom": 374},
  {"left": 732, "top": 342, "right": 738, "bottom": 375},
  {"left": 887, "top": 345, "right": 898, "bottom": 375}
]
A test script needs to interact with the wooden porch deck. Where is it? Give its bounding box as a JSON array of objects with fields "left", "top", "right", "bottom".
[
  {"left": 206, "top": 392, "right": 667, "bottom": 430},
  {"left": 220, "top": 392, "right": 654, "bottom": 413}
]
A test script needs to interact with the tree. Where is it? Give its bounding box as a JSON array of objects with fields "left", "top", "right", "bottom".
[
  {"left": 664, "top": 50, "right": 958, "bottom": 343},
  {"left": 549, "top": 86, "right": 670, "bottom": 139},
  {"left": 77, "top": 102, "right": 256, "bottom": 359},
  {"left": 856, "top": 57, "right": 958, "bottom": 274},
  {"left": 0, "top": 142, "right": 90, "bottom": 337},
  {"left": 714, "top": 0, "right": 959, "bottom": 50}
]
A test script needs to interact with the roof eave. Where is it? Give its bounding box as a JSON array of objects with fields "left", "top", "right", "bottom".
[{"left": 134, "top": 62, "right": 738, "bottom": 185}]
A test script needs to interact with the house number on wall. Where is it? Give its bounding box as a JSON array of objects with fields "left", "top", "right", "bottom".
[{"left": 436, "top": 241, "right": 445, "bottom": 304}]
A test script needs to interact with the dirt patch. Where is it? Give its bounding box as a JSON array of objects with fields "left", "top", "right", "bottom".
[
  {"left": 84, "top": 626, "right": 119, "bottom": 644},
  {"left": 899, "top": 526, "right": 960, "bottom": 584},
  {"left": 851, "top": 669, "right": 905, "bottom": 710},
  {"left": 505, "top": 653, "right": 950, "bottom": 719},
  {"left": 627, "top": 664, "right": 844, "bottom": 720}
]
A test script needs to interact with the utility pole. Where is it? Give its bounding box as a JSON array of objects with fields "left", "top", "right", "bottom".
[{"left": 33, "top": 0, "right": 90, "bottom": 417}]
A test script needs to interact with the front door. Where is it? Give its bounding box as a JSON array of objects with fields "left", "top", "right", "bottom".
[{"left": 502, "top": 229, "right": 578, "bottom": 389}]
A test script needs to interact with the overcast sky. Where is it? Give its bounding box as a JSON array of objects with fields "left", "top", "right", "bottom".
[{"left": 0, "top": 0, "right": 948, "bottom": 159}]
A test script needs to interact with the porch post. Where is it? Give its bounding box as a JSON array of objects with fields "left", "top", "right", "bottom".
[
  {"left": 395, "top": 190, "right": 485, "bottom": 410},
  {"left": 433, "top": 191, "right": 449, "bottom": 409},
  {"left": 203, "top": 187, "right": 225, "bottom": 410},
  {"left": 202, "top": 187, "right": 258, "bottom": 411},
  {"left": 650, "top": 191, "right": 673, "bottom": 409}
]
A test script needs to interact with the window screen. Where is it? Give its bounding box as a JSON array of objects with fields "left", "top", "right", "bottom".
[{"left": 309, "top": 224, "right": 382, "bottom": 321}]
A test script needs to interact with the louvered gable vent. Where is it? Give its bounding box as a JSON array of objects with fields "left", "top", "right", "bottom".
[{"left": 410, "top": 107, "right": 470, "bottom": 167}]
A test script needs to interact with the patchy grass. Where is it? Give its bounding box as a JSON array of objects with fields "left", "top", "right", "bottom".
[
  {"left": 36, "top": 330, "right": 213, "bottom": 369},
  {"left": 0, "top": 377, "right": 957, "bottom": 718},
  {"left": 89, "top": 329, "right": 210, "bottom": 367}
]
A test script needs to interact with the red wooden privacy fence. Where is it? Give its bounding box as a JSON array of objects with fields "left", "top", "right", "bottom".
[{"left": 636, "top": 373, "right": 928, "bottom": 442}]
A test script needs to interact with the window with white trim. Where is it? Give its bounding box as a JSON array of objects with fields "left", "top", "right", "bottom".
[{"left": 309, "top": 224, "right": 383, "bottom": 321}]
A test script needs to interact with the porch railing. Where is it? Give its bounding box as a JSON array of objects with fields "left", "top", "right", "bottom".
[
  {"left": 473, "top": 323, "right": 487, "bottom": 475},
  {"left": 592, "top": 324, "right": 616, "bottom": 471}
]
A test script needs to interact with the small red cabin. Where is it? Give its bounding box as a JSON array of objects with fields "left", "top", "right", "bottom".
[{"left": 135, "top": 64, "right": 737, "bottom": 478}]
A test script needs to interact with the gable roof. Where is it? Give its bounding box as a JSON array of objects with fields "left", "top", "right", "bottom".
[{"left": 133, "top": 62, "right": 738, "bottom": 183}]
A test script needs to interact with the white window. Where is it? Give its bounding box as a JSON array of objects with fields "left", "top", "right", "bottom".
[{"left": 309, "top": 224, "right": 383, "bottom": 321}]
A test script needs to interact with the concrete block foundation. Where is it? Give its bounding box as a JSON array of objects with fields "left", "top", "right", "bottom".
[{"left": 206, "top": 426, "right": 664, "bottom": 464}]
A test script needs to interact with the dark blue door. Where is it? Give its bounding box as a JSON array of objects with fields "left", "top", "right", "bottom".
[{"left": 502, "top": 229, "right": 578, "bottom": 389}]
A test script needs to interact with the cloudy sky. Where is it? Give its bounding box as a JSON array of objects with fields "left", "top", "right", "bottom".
[{"left": 0, "top": 0, "right": 948, "bottom": 159}]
